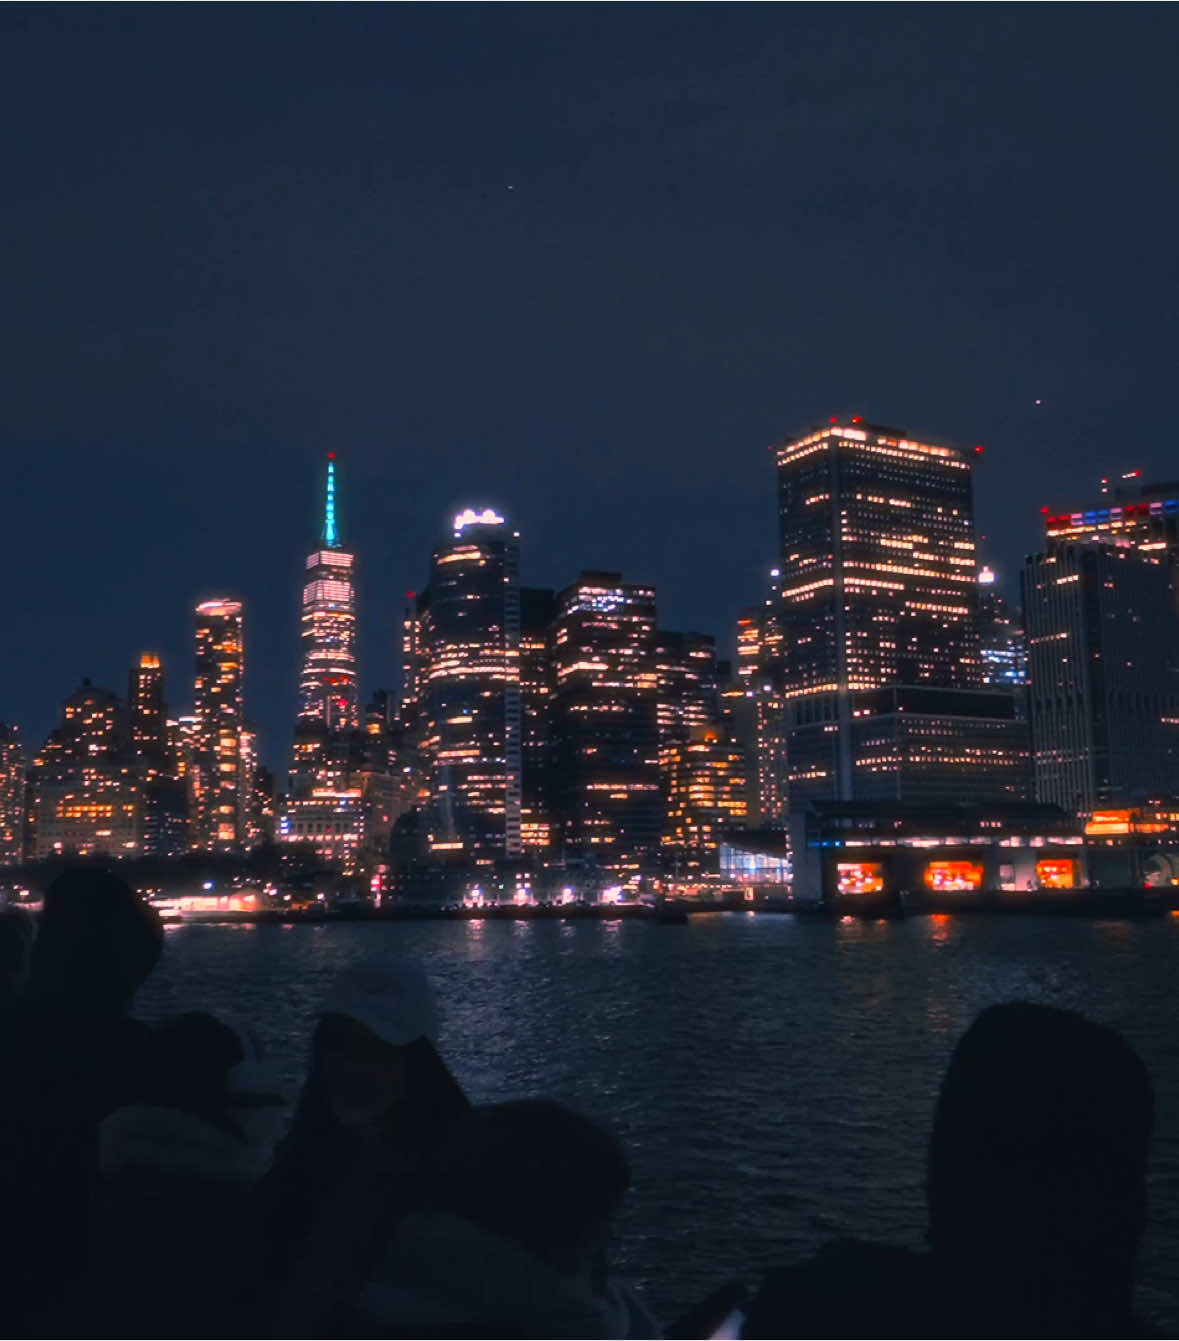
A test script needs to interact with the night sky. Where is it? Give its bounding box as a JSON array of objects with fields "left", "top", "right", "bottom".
[{"left": 4, "top": 6, "right": 1178, "bottom": 770}]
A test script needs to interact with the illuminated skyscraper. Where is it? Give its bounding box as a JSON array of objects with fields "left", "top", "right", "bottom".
[
  {"left": 129, "top": 653, "right": 168, "bottom": 768},
  {"left": 550, "top": 572, "right": 661, "bottom": 875},
  {"left": 297, "top": 455, "right": 358, "bottom": 731},
  {"left": 28, "top": 680, "right": 138, "bottom": 859},
  {"left": 192, "top": 599, "right": 245, "bottom": 852},
  {"left": 0, "top": 723, "right": 24, "bottom": 864},
  {"left": 655, "top": 631, "right": 718, "bottom": 756},
  {"left": 125, "top": 654, "right": 187, "bottom": 856},
  {"left": 662, "top": 724, "right": 748, "bottom": 872},
  {"left": 771, "top": 417, "right": 1028, "bottom": 807},
  {"left": 520, "top": 587, "right": 556, "bottom": 855},
  {"left": 399, "top": 593, "right": 427, "bottom": 734},
  {"left": 1022, "top": 544, "right": 1179, "bottom": 812},
  {"left": 418, "top": 508, "right": 523, "bottom": 864}
]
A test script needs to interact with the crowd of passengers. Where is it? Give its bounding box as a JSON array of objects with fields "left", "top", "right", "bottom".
[{"left": 0, "top": 868, "right": 1161, "bottom": 1338}]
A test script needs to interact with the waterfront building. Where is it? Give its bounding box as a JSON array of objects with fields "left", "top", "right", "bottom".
[
  {"left": 297, "top": 455, "right": 358, "bottom": 732},
  {"left": 418, "top": 508, "right": 523, "bottom": 865},
  {"left": 192, "top": 598, "right": 246, "bottom": 852},
  {"left": 0, "top": 724, "right": 24, "bottom": 864},
  {"left": 1022, "top": 544, "right": 1179, "bottom": 813},
  {"left": 768, "top": 417, "right": 1028, "bottom": 809},
  {"left": 28, "top": 680, "right": 138, "bottom": 859},
  {"left": 790, "top": 800, "right": 1083, "bottom": 903},
  {"left": 661, "top": 723, "right": 747, "bottom": 872},
  {"left": 550, "top": 571, "right": 661, "bottom": 876}
]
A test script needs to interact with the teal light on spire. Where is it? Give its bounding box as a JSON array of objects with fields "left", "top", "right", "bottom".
[{"left": 322, "top": 453, "right": 339, "bottom": 548}]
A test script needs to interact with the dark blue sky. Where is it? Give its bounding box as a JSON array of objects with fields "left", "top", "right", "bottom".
[{"left": 3, "top": 5, "right": 1177, "bottom": 770}]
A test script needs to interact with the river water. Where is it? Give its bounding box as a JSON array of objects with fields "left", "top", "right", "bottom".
[{"left": 138, "top": 912, "right": 1179, "bottom": 1329}]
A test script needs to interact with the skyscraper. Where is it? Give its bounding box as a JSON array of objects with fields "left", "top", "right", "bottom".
[
  {"left": 297, "top": 454, "right": 358, "bottom": 731},
  {"left": 655, "top": 631, "right": 718, "bottom": 756},
  {"left": 28, "top": 680, "right": 137, "bottom": 859},
  {"left": 1022, "top": 544, "right": 1179, "bottom": 812},
  {"left": 192, "top": 598, "right": 245, "bottom": 852},
  {"left": 550, "top": 571, "right": 661, "bottom": 875},
  {"left": 127, "top": 653, "right": 187, "bottom": 857},
  {"left": 0, "top": 723, "right": 24, "bottom": 864},
  {"left": 662, "top": 723, "right": 748, "bottom": 872},
  {"left": 977, "top": 569, "right": 1029, "bottom": 692},
  {"left": 419, "top": 508, "right": 523, "bottom": 864},
  {"left": 520, "top": 586, "right": 556, "bottom": 855},
  {"left": 769, "top": 417, "right": 1028, "bottom": 808}
]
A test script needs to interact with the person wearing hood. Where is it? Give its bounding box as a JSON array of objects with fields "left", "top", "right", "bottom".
[
  {"left": 257, "top": 957, "right": 470, "bottom": 1337},
  {"left": 361, "top": 1098, "right": 662, "bottom": 1339},
  {"left": 92, "top": 1012, "right": 286, "bottom": 1337}
]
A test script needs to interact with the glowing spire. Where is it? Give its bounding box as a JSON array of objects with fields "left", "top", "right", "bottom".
[{"left": 322, "top": 452, "right": 339, "bottom": 548}]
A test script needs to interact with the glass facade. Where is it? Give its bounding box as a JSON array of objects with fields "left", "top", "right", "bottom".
[
  {"left": 1022, "top": 544, "right": 1179, "bottom": 812},
  {"left": 419, "top": 510, "right": 523, "bottom": 864},
  {"left": 550, "top": 572, "right": 661, "bottom": 875}
]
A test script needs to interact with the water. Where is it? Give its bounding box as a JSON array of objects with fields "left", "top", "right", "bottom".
[{"left": 139, "top": 912, "right": 1179, "bottom": 1328}]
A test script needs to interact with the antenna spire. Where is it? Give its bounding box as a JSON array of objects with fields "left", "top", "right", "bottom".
[{"left": 322, "top": 453, "right": 339, "bottom": 548}]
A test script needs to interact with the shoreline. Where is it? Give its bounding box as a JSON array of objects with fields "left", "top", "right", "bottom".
[{"left": 157, "top": 888, "right": 1177, "bottom": 926}]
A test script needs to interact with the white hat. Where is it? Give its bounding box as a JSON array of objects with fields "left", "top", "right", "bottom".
[{"left": 323, "top": 957, "right": 439, "bottom": 1047}]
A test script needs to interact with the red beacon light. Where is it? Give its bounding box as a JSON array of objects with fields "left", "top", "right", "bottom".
[
  {"left": 973, "top": 444, "right": 984, "bottom": 455},
  {"left": 328, "top": 451, "right": 335, "bottom": 460},
  {"left": 850, "top": 416, "right": 861, "bottom": 424},
  {"left": 829, "top": 416, "right": 838, "bottom": 424}
]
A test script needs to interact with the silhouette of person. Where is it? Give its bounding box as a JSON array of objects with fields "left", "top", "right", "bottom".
[
  {"left": 744, "top": 1003, "right": 1156, "bottom": 1339},
  {"left": 926, "top": 1002, "right": 1154, "bottom": 1336},
  {"left": 94, "top": 1012, "right": 285, "bottom": 1337},
  {"left": 0, "top": 868, "right": 163, "bottom": 1334},
  {"left": 361, "top": 1098, "right": 660, "bottom": 1337},
  {"left": 257, "top": 958, "right": 469, "bottom": 1336}
]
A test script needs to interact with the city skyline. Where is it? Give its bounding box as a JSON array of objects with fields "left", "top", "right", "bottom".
[
  {"left": 3, "top": 7, "right": 1177, "bottom": 774},
  {"left": 3, "top": 434, "right": 1171, "bottom": 779}
]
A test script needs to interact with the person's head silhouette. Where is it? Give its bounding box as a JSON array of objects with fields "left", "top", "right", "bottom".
[
  {"left": 928, "top": 1003, "right": 1152, "bottom": 1329},
  {"left": 434, "top": 1098, "right": 631, "bottom": 1278},
  {"left": 30, "top": 869, "right": 163, "bottom": 1013}
]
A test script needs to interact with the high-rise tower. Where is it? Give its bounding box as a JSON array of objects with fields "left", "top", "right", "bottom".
[
  {"left": 550, "top": 572, "right": 661, "bottom": 875},
  {"left": 769, "top": 417, "right": 1028, "bottom": 808},
  {"left": 192, "top": 599, "right": 245, "bottom": 852},
  {"left": 419, "top": 507, "right": 523, "bottom": 864},
  {"left": 0, "top": 723, "right": 24, "bottom": 864},
  {"left": 297, "top": 454, "right": 358, "bottom": 731}
]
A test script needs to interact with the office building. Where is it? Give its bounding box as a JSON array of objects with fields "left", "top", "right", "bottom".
[
  {"left": 977, "top": 568, "right": 1028, "bottom": 692},
  {"left": 418, "top": 508, "right": 523, "bottom": 864},
  {"left": 768, "top": 417, "right": 1028, "bottom": 809},
  {"left": 192, "top": 599, "right": 245, "bottom": 852},
  {"left": 520, "top": 587, "right": 557, "bottom": 855},
  {"left": 1022, "top": 544, "right": 1179, "bottom": 813},
  {"left": 0, "top": 724, "right": 24, "bottom": 864},
  {"left": 28, "top": 680, "right": 138, "bottom": 859},
  {"left": 655, "top": 630, "right": 718, "bottom": 755},
  {"left": 662, "top": 723, "right": 747, "bottom": 871},
  {"left": 550, "top": 572, "right": 661, "bottom": 875},
  {"left": 297, "top": 455, "right": 358, "bottom": 732}
]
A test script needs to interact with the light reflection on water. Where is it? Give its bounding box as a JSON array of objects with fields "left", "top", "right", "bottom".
[{"left": 140, "top": 914, "right": 1179, "bottom": 1329}]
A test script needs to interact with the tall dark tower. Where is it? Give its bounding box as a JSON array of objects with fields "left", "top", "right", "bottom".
[{"left": 297, "top": 454, "right": 358, "bottom": 732}]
